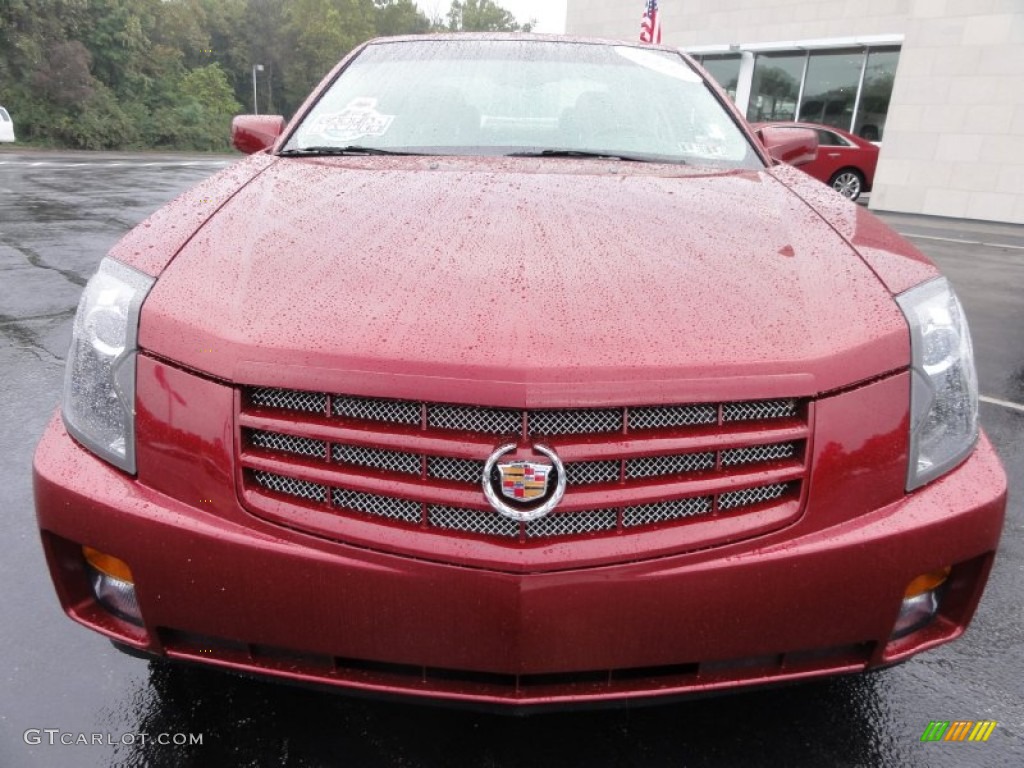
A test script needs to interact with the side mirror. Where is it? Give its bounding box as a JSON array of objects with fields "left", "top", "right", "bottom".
[
  {"left": 231, "top": 115, "right": 286, "bottom": 154},
  {"left": 757, "top": 126, "right": 818, "bottom": 167}
]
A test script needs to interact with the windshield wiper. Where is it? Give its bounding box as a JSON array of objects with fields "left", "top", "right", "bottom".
[
  {"left": 506, "top": 149, "right": 663, "bottom": 163},
  {"left": 279, "top": 145, "right": 425, "bottom": 157}
]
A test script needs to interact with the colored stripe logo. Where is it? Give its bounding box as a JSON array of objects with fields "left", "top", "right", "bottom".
[{"left": 921, "top": 721, "right": 997, "bottom": 742}]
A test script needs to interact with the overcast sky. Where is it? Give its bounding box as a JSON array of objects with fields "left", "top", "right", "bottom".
[{"left": 416, "top": 1, "right": 568, "bottom": 34}]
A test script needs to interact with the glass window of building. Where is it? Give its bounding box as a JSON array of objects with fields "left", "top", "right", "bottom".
[
  {"left": 746, "top": 53, "right": 804, "bottom": 122},
  {"left": 854, "top": 48, "right": 899, "bottom": 141},
  {"left": 700, "top": 55, "right": 741, "bottom": 100},
  {"left": 799, "top": 49, "right": 864, "bottom": 131}
]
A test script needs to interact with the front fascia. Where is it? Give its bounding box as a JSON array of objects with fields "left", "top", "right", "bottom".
[{"left": 34, "top": 393, "right": 1006, "bottom": 705}]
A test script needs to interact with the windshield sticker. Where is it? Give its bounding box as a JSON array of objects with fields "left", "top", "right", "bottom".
[
  {"left": 678, "top": 141, "right": 727, "bottom": 158},
  {"left": 614, "top": 47, "right": 701, "bottom": 83},
  {"left": 307, "top": 98, "right": 395, "bottom": 144}
]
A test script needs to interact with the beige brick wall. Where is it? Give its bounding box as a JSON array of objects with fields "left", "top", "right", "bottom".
[
  {"left": 566, "top": 0, "right": 1024, "bottom": 223},
  {"left": 875, "top": 8, "right": 1024, "bottom": 223}
]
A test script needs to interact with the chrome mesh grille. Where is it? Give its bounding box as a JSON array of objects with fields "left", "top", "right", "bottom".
[
  {"left": 526, "top": 510, "right": 618, "bottom": 538},
  {"left": 248, "top": 389, "right": 799, "bottom": 436},
  {"left": 249, "top": 430, "right": 326, "bottom": 459},
  {"left": 719, "top": 483, "right": 791, "bottom": 511},
  {"left": 721, "top": 442, "right": 796, "bottom": 467},
  {"left": 428, "top": 405, "right": 520, "bottom": 435},
  {"left": 428, "top": 456, "right": 486, "bottom": 484},
  {"left": 241, "top": 388, "right": 808, "bottom": 546},
  {"left": 333, "top": 396, "right": 420, "bottom": 426},
  {"left": 333, "top": 489, "right": 421, "bottom": 523},
  {"left": 528, "top": 409, "right": 621, "bottom": 436},
  {"left": 333, "top": 444, "right": 421, "bottom": 476},
  {"left": 251, "top": 388, "right": 326, "bottom": 414},
  {"left": 565, "top": 460, "right": 620, "bottom": 486},
  {"left": 252, "top": 471, "right": 326, "bottom": 502},
  {"left": 428, "top": 506, "right": 520, "bottom": 538},
  {"left": 623, "top": 497, "right": 712, "bottom": 528},
  {"left": 626, "top": 452, "right": 715, "bottom": 479},
  {"left": 723, "top": 400, "right": 797, "bottom": 422},
  {"left": 629, "top": 404, "right": 717, "bottom": 430}
]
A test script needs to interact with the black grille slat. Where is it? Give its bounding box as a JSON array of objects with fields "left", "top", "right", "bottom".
[
  {"left": 428, "top": 506, "right": 520, "bottom": 538},
  {"left": 623, "top": 497, "right": 712, "bottom": 527},
  {"left": 625, "top": 452, "right": 715, "bottom": 479},
  {"left": 252, "top": 471, "right": 327, "bottom": 502},
  {"left": 333, "top": 489, "right": 421, "bottom": 523},
  {"left": 629, "top": 404, "right": 717, "bottom": 430},
  {"left": 723, "top": 400, "right": 797, "bottom": 422},
  {"left": 249, "top": 430, "right": 327, "bottom": 459},
  {"left": 564, "top": 460, "right": 620, "bottom": 486},
  {"left": 251, "top": 388, "right": 326, "bottom": 414},
  {"left": 721, "top": 443, "right": 796, "bottom": 467},
  {"left": 528, "top": 409, "right": 622, "bottom": 436},
  {"left": 719, "top": 483, "right": 791, "bottom": 511},
  {"left": 333, "top": 444, "right": 421, "bottom": 476},
  {"left": 428, "top": 405, "right": 520, "bottom": 435},
  {"left": 333, "top": 396, "right": 420, "bottom": 426},
  {"left": 428, "top": 456, "right": 486, "bottom": 484}
]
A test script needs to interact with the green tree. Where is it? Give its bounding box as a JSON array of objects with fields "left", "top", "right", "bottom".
[
  {"left": 0, "top": 0, "right": 470, "bottom": 149},
  {"left": 281, "top": 0, "right": 376, "bottom": 113},
  {"left": 81, "top": 0, "right": 159, "bottom": 97},
  {"left": 374, "top": 0, "right": 431, "bottom": 36},
  {"left": 149, "top": 64, "right": 242, "bottom": 150},
  {"left": 445, "top": 0, "right": 532, "bottom": 32}
]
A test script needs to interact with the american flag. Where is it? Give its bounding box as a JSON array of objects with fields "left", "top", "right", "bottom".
[{"left": 641, "top": 0, "right": 662, "bottom": 44}]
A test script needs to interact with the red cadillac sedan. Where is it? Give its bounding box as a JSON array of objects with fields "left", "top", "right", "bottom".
[
  {"left": 35, "top": 35, "right": 1006, "bottom": 711},
  {"left": 754, "top": 121, "right": 880, "bottom": 202}
]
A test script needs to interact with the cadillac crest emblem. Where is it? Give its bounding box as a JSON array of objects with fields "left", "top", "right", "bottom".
[
  {"left": 482, "top": 443, "right": 567, "bottom": 522},
  {"left": 498, "top": 461, "right": 551, "bottom": 502}
]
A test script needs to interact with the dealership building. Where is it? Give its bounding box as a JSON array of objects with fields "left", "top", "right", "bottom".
[{"left": 566, "top": 1, "right": 1024, "bottom": 224}]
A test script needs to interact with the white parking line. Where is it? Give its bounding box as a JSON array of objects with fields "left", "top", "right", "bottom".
[
  {"left": 980, "top": 395, "right": 1024, "bottom": 414},
  {"left": 900, "top": 232, "right": 1024, "bottom": 252},
  {"left": 0, "top": 160, "right": 231, "bottom": 168}
]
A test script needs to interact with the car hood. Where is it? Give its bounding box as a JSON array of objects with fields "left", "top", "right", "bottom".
[{"left": 138, "top": 156, "right": 913, "bottom": 406}]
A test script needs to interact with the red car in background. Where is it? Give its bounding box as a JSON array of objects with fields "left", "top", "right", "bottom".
[
  {"left": 755, "top": 121, "right": 879, "bottom": 202},
  {"left": 34, "top": 35, "right": 1004, "bottom": 711}
]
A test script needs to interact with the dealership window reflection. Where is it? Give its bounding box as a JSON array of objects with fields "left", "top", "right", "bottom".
[
  {"left": 799, "top": 49, "right": 862, "bottom": 130},
  {"left": 855, "top": 48, "right": 899, "bottom": 141},
  {"left": 746, "top": 52, "right": 804, "bottom": 122},
  {"left": 737, "top": 46, "right": 899, "bottom": 141},
  {"left": 701, "top": 54, "right": 741, "bottom": 100}
]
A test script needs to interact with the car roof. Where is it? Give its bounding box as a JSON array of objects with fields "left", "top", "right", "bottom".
[{"left": 362, "top": 32, "right": 685, "bottom": 56}]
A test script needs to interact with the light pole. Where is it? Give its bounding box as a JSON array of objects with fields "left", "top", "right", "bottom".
[{"left": 252, "top": 64, "right": 264, "bottom": 114}]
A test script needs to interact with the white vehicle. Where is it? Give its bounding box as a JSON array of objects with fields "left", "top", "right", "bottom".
[{"left": 0, "top": 107, "right": 15, "bottom": 142}]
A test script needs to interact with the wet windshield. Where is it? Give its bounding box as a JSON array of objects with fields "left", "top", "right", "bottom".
[{"left": 284, "top": 39, "right": 762, "bottom": 169}]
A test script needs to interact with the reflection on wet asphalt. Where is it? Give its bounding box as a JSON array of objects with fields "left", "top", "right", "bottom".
[{"left": 1, "top": 153, "right": 1021, "bottom": 767}]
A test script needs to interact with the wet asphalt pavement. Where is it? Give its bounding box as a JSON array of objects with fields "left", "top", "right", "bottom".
[{"left": 0, "top": 151, "right": 1021, "bottom": 767}]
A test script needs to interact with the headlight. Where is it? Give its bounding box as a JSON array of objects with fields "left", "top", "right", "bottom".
[
  {"left": 63, "top": 258, "right": 155, "bottom": 473},
  {"left": 897, "top": 277, "right": 979, "bottom": 491}
]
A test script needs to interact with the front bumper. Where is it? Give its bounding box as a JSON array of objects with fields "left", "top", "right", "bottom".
[{"left": 34, "top": 407, "right": 1005, "bottom": 710}]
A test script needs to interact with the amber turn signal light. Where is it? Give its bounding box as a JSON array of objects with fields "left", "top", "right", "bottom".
[
  {"left": 904, "top": 567, "right": 951, "bottom": 599},
  {"left": 83, "top": 546, "right": 134, "bottom": 583}
]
